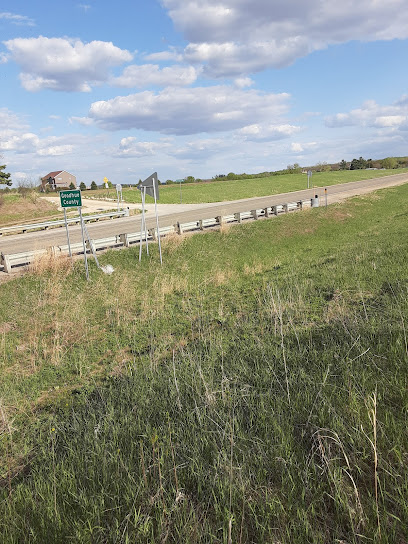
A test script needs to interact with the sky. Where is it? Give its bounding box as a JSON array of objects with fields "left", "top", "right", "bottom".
[{"left": 1, "top": 0, "right": 408, "bottom": 186}]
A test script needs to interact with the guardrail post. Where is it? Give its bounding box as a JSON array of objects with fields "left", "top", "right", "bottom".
[
  {"left": 264, "top": 207, "right": 270, "bottom": 218},
  {"left": 283, "top": 204, "right": 288, "bottom": 213},
  {"left": 251, "top": 209, "right": 258, "bottom": 220},
  {"left": 215, "top": 216, "right": 223, "bottom": 226},
  {"left": 119, "top": 233, "right": 130, "bottom": 247},
  {"left": 86, "top": 239, "right": 95, "bottom": 253},
  {"left": 272, "top": 205, "right": 278, "bottom": 216},
  {"left": 175, "top": 222, "right": 182, "bottom": 235},
  {"left": 198, "top": 219, "right": 204, "bottom": 230},
  {"left": 148, "top": 228, "right": 157, "bottom": 241},
  {"left": 2, "top": 254, "right": 11, "bottom": 273},
  {"left": 124, "top": 207, "right": 130, "bottom": 217},
  {"left": 297, "top": 200, "right": 303, "bottom": 210},
  {"left": 234, "top": 212, "right": 242, "bottom": 223}
]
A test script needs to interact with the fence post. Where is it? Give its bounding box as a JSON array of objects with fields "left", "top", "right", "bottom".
[
  {"left": 234, "top": 212, "right": 242, "bottom": 223},
  {"left": 251, "top": 209, "right": 258, "bottom": 220}
]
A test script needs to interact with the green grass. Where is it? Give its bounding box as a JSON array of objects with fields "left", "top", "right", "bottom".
[
  {"left": 0, "top": 184, "right": 408, "bottom": 542},
  {"left": 85, "top": 168, "right": 408, "bottom": 205},
  {"left": 0, "top": 192, "right": 63, "bottom": 226}
]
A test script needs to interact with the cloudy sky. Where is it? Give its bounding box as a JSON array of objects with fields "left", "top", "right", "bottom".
[{"left": 1, "top": 0, "right": 408, "bottom": 186}]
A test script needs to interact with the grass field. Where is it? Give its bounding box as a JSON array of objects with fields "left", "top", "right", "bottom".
[
  {"left": 0, "top": 192, "right": 63, "bottom": 227},
  {"left": 85, "top": 168, "right": 408, "bottom": 205},
  {"left": 0, "top": 183, "right": 407, "bottom": 542}
]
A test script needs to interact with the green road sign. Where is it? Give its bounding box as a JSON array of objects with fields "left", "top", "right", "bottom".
[{"left": 60, "top": 189, "right": 82, "bottom": 208}]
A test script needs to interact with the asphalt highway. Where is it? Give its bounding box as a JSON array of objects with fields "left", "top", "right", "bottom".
[{"left": 1, "top": 172, "right": 407, "bottom": 256}]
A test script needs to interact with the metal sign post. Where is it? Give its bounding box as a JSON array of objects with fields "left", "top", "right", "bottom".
[
  {"left": 60, "top": 189, "right": 82, "bottom": 267},
  {"left": 176, "top": 179, "right": 183, "bottom": 204},
  {"left": 78, "top": 207, "right": 90, "bottom": 281},
  {"left": 307, "top": 170, "right": 312, "bottom": 189},
  {"left": 63, "top": 208, "right": 72, "bottom": 262},
  {"left": 137, "top": 172, "right": 162, "bottom": 264},
  {"left": 116, "top": 184, "right": 123, "bottom": 212}
]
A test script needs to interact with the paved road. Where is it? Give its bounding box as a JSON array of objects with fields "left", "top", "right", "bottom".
[{"left": 1, "top": 173, "right": 407, "bottom": 256}]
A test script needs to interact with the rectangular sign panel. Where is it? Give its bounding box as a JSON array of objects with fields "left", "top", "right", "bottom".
[{"left": 60, "top": 189, "right": 82, "bottom": 208}]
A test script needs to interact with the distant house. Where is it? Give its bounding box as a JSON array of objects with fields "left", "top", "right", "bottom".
[{"left": 40, "top": 170, "right": 77, "bottom": 191}]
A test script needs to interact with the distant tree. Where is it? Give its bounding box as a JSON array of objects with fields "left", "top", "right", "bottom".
[
  {"left": 315, "top": 162, "right": 331, "bottom": 172},
  {"left": 339, "top": 159, "right": 348, "bottom": 170},
  {"left": 287, "top": 163, "right": 302, "bottom": 174},
  {"left": 69, "top": 182, "right": 75, "bottom": 189},
  {"left": 185, "top": 176, "right": 195, "bottom": 183},
  {"left": 90, "top": 181, "right": 98, "bottom": 190},
  {"left": 381, "top": 157, "right": 397, "bottom": 169},
  {"left": 350, "top": 157, "right": 367, "bottom": 170},
  {"left": 79, "top": 182, "right": 86, "bottom": 191},
  {"left": 0, "top": 164, "right": 12, "bottom": 186}
]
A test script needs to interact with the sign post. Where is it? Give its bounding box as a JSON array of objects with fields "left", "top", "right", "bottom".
[
  {"left": 116, "top": 184, "right": 123, "bottom": 211},
  {"left": 307, "top": 170, "right": 312, "bottom": 189},
  {"left": 137, "top": 172, "right": 162, "bottom": 265},
  {"left": 59, "top": 189, "right": 89, "bottom": 280}
]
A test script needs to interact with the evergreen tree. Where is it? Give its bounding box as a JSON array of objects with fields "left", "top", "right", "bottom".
[
  {"left": 0, "top": 164, "right": 12, "bottom": 186},
  {"left": 79, "top": 182, "right": 86, "bottom": 190},
  {"left": 90, "top": 181, "right": 98, "bottom": 190}
]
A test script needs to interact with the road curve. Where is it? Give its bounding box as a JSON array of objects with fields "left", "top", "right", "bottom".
[{"left": 1, "top": 172, "right": 407, "bottom": 256}]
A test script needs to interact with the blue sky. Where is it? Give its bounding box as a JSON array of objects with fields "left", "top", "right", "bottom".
[{"left": 1, "top": 0, "right": 408, "bottom": 186}]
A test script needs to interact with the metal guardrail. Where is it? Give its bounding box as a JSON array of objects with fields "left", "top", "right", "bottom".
[
  {"left": 0, "top": 209, "right": 129, "bottom": 236},
  {"left": 0, "top": 200, "right": 308, "bottom": 273}
]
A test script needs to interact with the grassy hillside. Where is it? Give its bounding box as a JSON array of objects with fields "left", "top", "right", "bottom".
[
  {"left": 0, "top": 192, "right": 62, "bottom": 226},
  {"left": 84, "top": 168, "right": 408, "bottom": 204},
  {"left": 0, "top": 184, "right": 407, "bottom": 542}
]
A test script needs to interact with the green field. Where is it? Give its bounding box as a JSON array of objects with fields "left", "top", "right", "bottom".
[
  {"left": 0, "top": 184, "right": 407, "bottom": 542},
  {"left": 86, "top": 168, "right": 408, "bottom": 205}
]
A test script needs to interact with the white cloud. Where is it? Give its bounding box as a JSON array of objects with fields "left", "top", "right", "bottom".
[
  {"left": 114, "top": 137, "right": 171, "bottom": 157},
  {"left": 112, "top": 64, "right": 199, "bottom": 88},
  {"left": 69, "top": 116, "right": 95, "bottom": 126},
  {"left": 37, "top": 145, "right": 74, "bottom": 156},
  {"left": 234, "top": 77, "right": 254, "bottom": 88},
  {"left": 160, "top": 0, "right": 408, "bottom": 76},
  {"left": 290, "top": 142, "right": 317, "bottom": 153},
  {"left": 173, "top": 137, "right": 227, "bottom": 159},
  {"left": 325, "top": 97, "right": 408, "bottom": 129},
  {"left": 5, "top": 37, "right": 133, "bottom": 92},
  {"left": 0, "top": 12, "right": 35, "bottom": 26},
  {"left": 88, "top": 86, "right": 291, "bottom": 134},
  {"left": 145, "top": 48, "right": 183, "bottom": 62},
  {"left": 237, "top": 123, "right": 301, "bottom": 141}
]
